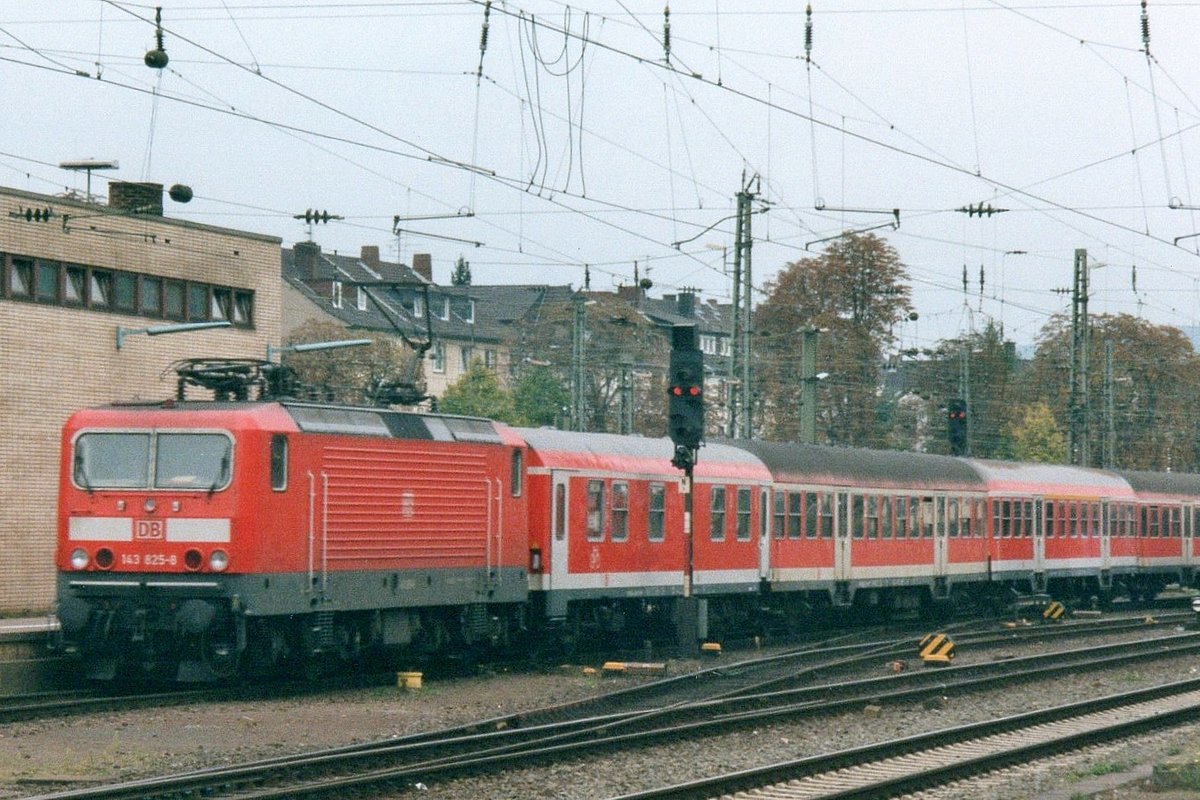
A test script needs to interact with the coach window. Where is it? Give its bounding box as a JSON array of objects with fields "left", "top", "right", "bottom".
[
  {"left": 586, "top": 480, "right": 605, "bottom": 541},
  {"left": 895, "top": 496, "right": 908, "bottom": 539},
  {"left": 959, "top": 499, "right": 970, "bottom": 538},
  {"left": 648, "top": 483, "right": 665, "bottom": 542},
  {"left": 270, "top": 434, "right": 288, "bottom": 491},
  {"left": 851, "top": 495, "right": 864, "bottom": 539},
  {"left": 819, "top": 494, "right": 834, "bottom": 538},
  {"left": 1171, "top": 507, "right": 1182, "bottom": 538},
  {"left": 612, "top": 482, "right": 629, "bottom": 542},
  {"left": 8, "top": 256, "right": 32, "bottom": 297},
  {"left": 554, "top": 484, "right": 567, "bottom": 541},
  {"left": 920, "top": 498, "right": 935, "bottom": 538},
  {"left": 1043, "top": 501, "right": 1055, "bottom": 538},
  {"left": 789, "top": 493, "right": 803, "bottom": 539},
  {"left": 736, "top": 488, "right": 752, "bottom": 541},
  {"left": 865, "top": 496, "right": 879, "bottom": 539},
  {"left": 510, "top": 450, "right": 523, "bottom": 496},
  {"left": 880, "top": 496, "right": 893, "bottom": 539},
  {"left": 773, "top": 492, "right": 786, "bottom": 539},
  {"left": 805, "top": 492, "right": 818, "bottom": 538},
  {"left": 946, "top": 498, "right": 959, "bottom": 538},
  {"left": 710, "top": 487, "right": 727, "bottom": 542}
]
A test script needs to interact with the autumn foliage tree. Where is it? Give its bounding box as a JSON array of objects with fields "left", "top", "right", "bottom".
[
  {"left": 755, "top": 233, "right": 913, "bottom": 446},
  {"left": 281, "top": 319, "right": 424, "bottom": 406},
  {"left": 1026, "top": 313, "right": 1200, "bottom": 470}
]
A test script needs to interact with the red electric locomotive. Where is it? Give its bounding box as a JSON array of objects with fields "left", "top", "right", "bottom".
[{"left": 55, "top": 399, "right": 529, "bottom": 681}]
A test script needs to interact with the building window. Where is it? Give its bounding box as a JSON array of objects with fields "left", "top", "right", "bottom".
[
  {"left": 357, "top": 287, "right": 367, "bottom": 311},
  {"left": 8, "top": 257, "right": 32, "bottom": 297},
  {"left": 34, "top": 261, "right": 58, "bottom": 302},
  {"left": 430, "top": 342, "right": 445, "bottom": 373},
  {"left": 0, "top": 250, "right": 252, "bottom": 327},
  {"left": 140, "top": 276, "right": 161, "bottom": 315},
  {"left": 211, "top": 288, "right": 232, "bottom": 320},
  {"left": 186, "top": 283, "right": 207, "bottom": 319},
  {"left": 586, "top": 480, "right": 605, "bottom": 541},
  {"left": 612, "top": 482, "right": 629, "bottom": 541},
  {"left": 331, "top": 281, "right": 343, "bottom": 309},
  {"left": 64, "top": 265, "right": 86, "bottom": 305},
  {"left": 90, "top": 270, "right": 112, "bottom": 308},
  {"left": 483, "top": 349, "right": 497, "bottom": 369},
  {"left": 114, "top": 272, "right": 137, "bottom": 312},
  {"left": 710, "top": 486, "right": 726, "bottom": 541},
  {"left": 648, "top": 483, "right": 665, "bottom": 542},
  {"left": 164, "top": 280, "right": 185, "bottom": 319},
  {"left": 460, "top": 346, "right": 474, "bottom": 370}
]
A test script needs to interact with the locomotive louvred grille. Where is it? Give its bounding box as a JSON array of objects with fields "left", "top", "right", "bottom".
[
  {"left": 466, "top": 603, "right": 489, "bottom": 637},
  {"left": 314, "top": 611, "right": 335, "bottom": 649}
]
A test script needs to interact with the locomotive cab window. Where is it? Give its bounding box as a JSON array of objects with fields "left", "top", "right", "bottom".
[
  {"left": 74, "top": 430, "right": 232, "bottom": 491},
  {"left": 510, "top": 450, "right": 523, "bottom": 497},
  {"left": 270, "top": 434, "right": 288, "bottom": 491}
]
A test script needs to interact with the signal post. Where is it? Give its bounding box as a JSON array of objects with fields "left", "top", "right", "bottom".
[{"left": 668, "top": 325, "right": 705, "bottom": 650}]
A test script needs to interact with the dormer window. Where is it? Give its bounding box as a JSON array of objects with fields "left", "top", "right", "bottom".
[
  {"left": 332, "top": 281, "right": 343, "bottom": 309},
  {"left": 356, "top": 287, "right": 367, "bottom": 311}
]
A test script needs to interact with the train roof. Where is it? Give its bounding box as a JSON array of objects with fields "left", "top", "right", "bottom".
[
  {"left": 725, "top": 439, "right": 985, "bottom": 491},
  {"left": 964, "top": 459, "right": 1136, "bottom": 498},
  {"left": 68, "top": 401, "right": 522, "bottom": 446},
  {"left": 516, "top": 428, "right": 771, "bottom": 481},
  {"left": 1117, "top": 469, "right": 1200, "bottom": 498}
]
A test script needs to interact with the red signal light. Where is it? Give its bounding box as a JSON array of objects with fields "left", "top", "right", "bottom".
[
  {"left": 670, "top": 386, "right": 683, "bottom": 396},
  {"left": 688, "top": 386, "right": 701, "bottom": 396}
]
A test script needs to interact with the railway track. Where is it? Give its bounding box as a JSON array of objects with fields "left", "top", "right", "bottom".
[
  {"left": 23, "top": 627, "right": 1200, "bottom": 800},
  {"left": 609, "top": 678, "right": 1200, "bottom": 800}
]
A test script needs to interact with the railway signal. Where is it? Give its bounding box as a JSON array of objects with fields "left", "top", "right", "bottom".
[
  {"left": 668, "top": 325, "right": 704, "bottom": 468},
  {"left": 947, "top": 398, "right": 967, "bottom": 456}
]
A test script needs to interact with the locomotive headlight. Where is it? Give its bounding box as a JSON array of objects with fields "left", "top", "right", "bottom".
[
  {"left": 209, "top": 549, "right": 229, "bottom": 572},
  {"left": 1192, "top": 596, "right": 1200, "bottom": 613},
  {"left": 70, "top": 548, "right": 89, "bottom": 570}
]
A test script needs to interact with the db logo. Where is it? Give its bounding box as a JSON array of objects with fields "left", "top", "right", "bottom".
[{"left": 135, "top": 519, "right": 166, "bottom": 540}]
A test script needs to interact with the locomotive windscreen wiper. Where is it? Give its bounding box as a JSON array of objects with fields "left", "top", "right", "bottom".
[{"left": 74, "top": 451, "right": 93, "bottom": 495}]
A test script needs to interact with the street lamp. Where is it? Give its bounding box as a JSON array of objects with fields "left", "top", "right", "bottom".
[
  {"left": 266, "top": 338, "right": 372, "bottom": 362},
  {"left": 115, "top": 320, "right": 231, "bottom": 350}
]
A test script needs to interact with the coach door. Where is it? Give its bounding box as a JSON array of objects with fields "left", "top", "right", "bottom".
[
  {"left": 758, "top": 488, "right": 771, "bottom": 580},
  {"left": 1185, "top": 505, "right": 1197, "bottom": 569},
  {"left": 834, "top": 492, "right": 851, "bottom": 581},
  {"left": 548, "top": 471, "right": 571, "bottom": 590},
  {"left": 1100, "top": 500, "right": 1113, "bottom": 572},
  {"left": 1032, "top": 498, "right": 1046, "bottom": 577},
  {"left": 933, "top": 496, "right": 948, "bottom": 577}
]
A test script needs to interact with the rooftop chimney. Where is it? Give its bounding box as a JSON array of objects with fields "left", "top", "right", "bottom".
[
  {"left": 294, "top": 241, "right": 322, "bottom": 280},
  {"left": 108, "top": 181, "right": 164, "bottom": 216},
  {"left": 676, "top": 290, "right": 696, "bottom": 318},
  {"left": 412, "top": 252, "right": 432, "bottom": 282},
  {"left": 360, "top": 245, "right": 381, "bottom": 268}
]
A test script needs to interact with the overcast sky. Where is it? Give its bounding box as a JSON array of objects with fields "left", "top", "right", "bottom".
[{"left": 4, "top": 1, "right": 1200, "bottom": 350}]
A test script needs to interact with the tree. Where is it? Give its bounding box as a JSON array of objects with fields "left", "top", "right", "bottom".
[
  {"left": 755, "top": 233, "right": 913, "bottom": 446},
  {"left": 439, "top": 361, "right": 516, "bottom": 422},
  {"left": 512, "top": 366, "right": 570, "bottom": 427},
  {"left": 451, "top": 256, "right": 471, "bottom": 286},
  {"left": 1026, "top": 313, "right": 1200, "bottom": 470},
  {"left": 507, "top": 292, "right": 670, "bottom": 435},
  {"left": 281, "top": 319, "right": 423, "bottom": 406},
  {"left": 902, "top": 320, "right": 1023, "bottom": 457},
  {"left": 1009, "top": 402, "right": 1066, "bottom": 463}
]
